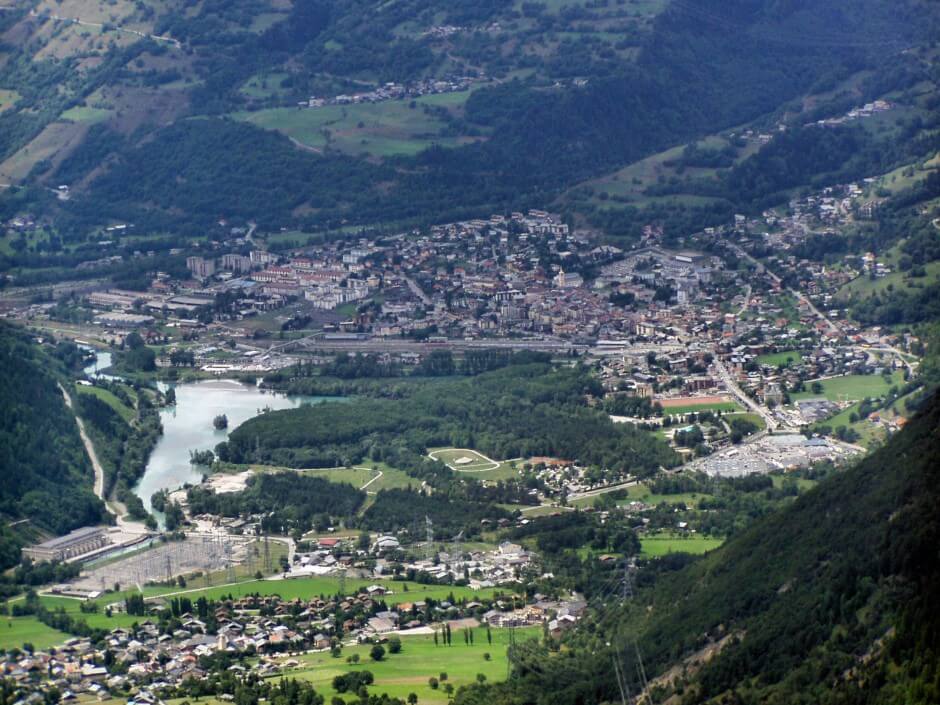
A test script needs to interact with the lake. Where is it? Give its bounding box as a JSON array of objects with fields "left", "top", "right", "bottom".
[{"left": 134, "top": 379, "right": 332, "bottom": 510}]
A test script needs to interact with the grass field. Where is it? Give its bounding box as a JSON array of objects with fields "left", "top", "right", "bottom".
[
  {"left": 564, "top": 132, "right": 760, "bottom": 209},
  {"left": 769, "top": 474, "right": 817, "bottom": 492},
  {"left": 234, "top": 91, "right": 479, "bottom": 157},
  {"left": 661, "top": 401, "right": 740, "bottom": 415},
  {"left": 139, "top": 576, "right": 507, "bottom": 607},
  {"left": 756, "top": 349, "right": 806, "bottom": 367},
  {"left": 288, "top": 627, "right": 540, "bottom": 705},
  {"left": 239, "top": 71, "right": 292, "bottom": 100},
  {"left": 615, "top": 484, "right": 712, "bottom": 509},
  {"left": 723, "top": 412, "right": 766, "bottom": 430},
  {"left": 792, "top": 372, "right": 904, "bottom": 403},
  {"left": 0, "top": 88, "right": 20, "bottom": 112},
  {"left": 0, "top": 594, "right": 146, "bottom": 652},
  {"left": 837, "top": 258, "right": 940, "bottom": 302},
  {"left": 809, "top": 400, "right": 887, "bottom": 448},
  {"left": 75, "top": 383, "right": 135, "bottom": 422},
  {"left": 0, "top": 613, "right": 69, "bottom": 652},
  {"left": 0, "top": 120, "right": 88, "bottom": 182},
  {"left": 60, "top": 105, "right": 113, "bottom": 124},
  {"left": 0, "top": 576, "right": 512, "bottom": 652},
  {"left": 428, "top": 448, "right": 500, "bottom": 472},
  {"left": 640, "top": 534, "right": 723, "bottom": 557},
  {"left": 250, "top": 463, "right": 415, "bottom": 493}
]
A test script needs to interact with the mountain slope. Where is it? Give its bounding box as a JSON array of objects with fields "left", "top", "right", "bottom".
[
  {"left": 0, "top": 323, "right": 109, "bottom": 569},
  {"left": 631, "top": 390, "right": 940, "bottom": 704},
  {"left": 453, "top": 389, "right": 940, "bottom": 705},
  {"left": 1, "top": 0, "right": 938, "bottom": 239}
]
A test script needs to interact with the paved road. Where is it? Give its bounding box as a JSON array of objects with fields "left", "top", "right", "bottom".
[
  {"left": 567, "top": 478, "right": 639, "bottom": 501},
  {"left": 724, "top": 237, "right": 841, "bottom": 334},
  {"left": 30, "top": 9, "right": 181, "bottom": 47},
  {"left": 735, "top": 284, "right": 752, "bottom": 317},
  {"left": 852, "top": 344, "right": 917, "bottom": 376},
  {"left": 359, "top": 469, "right": 383, "bottom": 491},
  {"left": 712, "top": 357, "right": 780, "bottom": 431},
  {"left": 403, "top": 275, "right": 432, "bottom": 306},
  {"left": 275, "top": 335, "right": 585, "bottom": 355}
]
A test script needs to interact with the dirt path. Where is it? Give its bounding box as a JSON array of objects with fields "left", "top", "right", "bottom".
[{"left": 59, "top": 383, "right": 147, "bottom": 532}]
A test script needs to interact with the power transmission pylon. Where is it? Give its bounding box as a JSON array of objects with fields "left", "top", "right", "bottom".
[
  {"left": 612, "top": 560, "right": 653, "bottom": 705},
  {"left": 425, "top": 515, "right": 434, "bottom": 561}
]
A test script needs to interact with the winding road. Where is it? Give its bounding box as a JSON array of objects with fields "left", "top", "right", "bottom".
[
  {"left": 59, "top": 383, "right": 147, "bottom": 533},
  {"left": 29, "top": 9, "right": 181, "bottom": 48}
]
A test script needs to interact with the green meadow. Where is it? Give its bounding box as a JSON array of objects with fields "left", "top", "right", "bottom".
[
  {"left": 234, "top": 91, "right": 479, "bottom": 157},
  {"left": 639, "top": 534, "right": 723, "bottom": 557},
  {"left": 792, "top": 372, "right": 904, "bottom": 402},
  {"left": 287, "top": 627, "right": 541, "bottom": 705}
]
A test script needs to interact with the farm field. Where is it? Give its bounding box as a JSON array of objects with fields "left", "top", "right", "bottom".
[
  {"left": 639, "top": 534, "right": 723, "bottom": 557},
  {"left": 234, "top": 91, "right": 480, "bottom": 157},
  {"left": 60, "top": 105, "right": 113, "bottom": 124},
  {"left": 792, "top": 372, "right": 904, "bottom": 402},
  {"left": 287, "top": 627, "right": 541, "bottom": 705}
]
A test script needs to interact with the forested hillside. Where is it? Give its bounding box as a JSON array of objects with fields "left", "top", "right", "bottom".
[
  {"left": 0, "top": 323, "right": 108, "bottom": 569},
  {"left": 219, "top": 363, "right": 678, "bottom": 475},
  {"left": 452, "top": 389, "right": 940, "bottom": 705},
  {"left": 0, "top": 0, "right": 936, "bottom": 242}
]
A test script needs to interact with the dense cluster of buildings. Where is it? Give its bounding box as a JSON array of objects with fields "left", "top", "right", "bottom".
[
  {"left": 0, "top": 581, "right": 582, "bottom": 705},
  {"left": 302, "top": 75, "right": 478, "bottom": 108}
]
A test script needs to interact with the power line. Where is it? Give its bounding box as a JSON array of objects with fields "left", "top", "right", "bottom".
[{"left": 605, "top": 560, "right": 654, "bottom": 705}]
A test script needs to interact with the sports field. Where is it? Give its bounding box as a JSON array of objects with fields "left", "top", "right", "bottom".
[
  {"left": 288, "top": 627, "right": 541, "bottom": 705},
  {"left": 658, "top": 397, "right": 741, "bottom": 415},
  {"left": 428, "top": 448, "right": 500, "bottom": 472}
]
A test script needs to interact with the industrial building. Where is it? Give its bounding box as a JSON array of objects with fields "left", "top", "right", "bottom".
[{"left": 23, "top": 526, "right": 110, "bottom": 563}]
